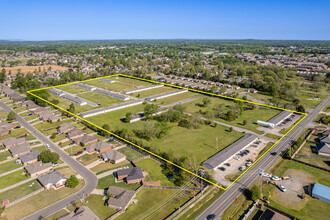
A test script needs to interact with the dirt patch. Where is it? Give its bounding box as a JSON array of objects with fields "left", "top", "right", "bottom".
[
  {"left": 273, "top": 169, "right": 314, "bottom": 208},
  {"left": 2, "top": 65, "right": 68, "bottom": 75},
  {"left": 143, "top": 181, "right": 161, "bottom": 186}
]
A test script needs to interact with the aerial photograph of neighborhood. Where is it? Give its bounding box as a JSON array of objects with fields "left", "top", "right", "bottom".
[{"left": 0, "top": 0, "right": 329, "bottom": 220}]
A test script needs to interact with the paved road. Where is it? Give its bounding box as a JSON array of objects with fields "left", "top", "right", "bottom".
[
  {"left": 0, "top": 101, "right": 98, "bottom": 220},
  {"left": 196, "top": 94, "right": 330, "bottom": 220}
]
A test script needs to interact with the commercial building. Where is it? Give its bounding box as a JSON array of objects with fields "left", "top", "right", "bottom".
[
  {"left": 203, "top": 134, "right": 258, "bottom": 170},
  {"left": 257, "top": 110, "right": 292, "bottom": 128}
]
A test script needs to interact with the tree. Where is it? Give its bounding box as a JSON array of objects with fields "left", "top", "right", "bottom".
[
  {"left": 66, "top": 175, "right": 79, "bottom": 188},
  {"left": 144, "top": 104, "right": 159, "bottom": 119},
  {"left": 38, "top": 151, "right": 59, "bottom": 163},
  {"left": 228, "top": 127, "right": 233, "bottom": 132},
  {"left": 124, "top": 112, "right": 132, "bottom": 123},
  {"left": 202, "top": 97, "right": 211, "bottom": 107},
  {"left": 101, "top": 124, "right": 110, "bottom": 136},
  {"left": 7, "top": 111, "right": 16, "bottom": 122},
  {"left": 50, "top": 133, "right": 56, "bottom": 139},
  {"left": 250, "top": 185, "right": 261, "bottom": 201},
  {"left": 68, "top": 103, "right": 75, "bottom": 113},
  {"left": 0, "top": 69, "right": 5, "bottom": 83},
  {"left": 51, "top": 99, "right": 59, "bottom": 105},
  {"left": 296, "top": 105, "right": 305, "bottom": 113},
  {"left": 242, "top": 120, "right": 247, "bottom": 126}
]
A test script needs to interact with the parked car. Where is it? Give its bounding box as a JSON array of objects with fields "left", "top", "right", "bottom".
[
  {"left": 207, "top": 214, "right": 216, "bottom": 220},
  {"left": 271, "top": 176, "right": 281, "bottom": 181},
  {"left": 224, "top": 163, "right": 231, "bottom": 167},
  {"left": 278, "top": 185, "right": 286, "bottom": 192},
  {"left": 246, "top": 161, "right": 252, "bottom": 167},
  {"left": 75, "top": 151, "right": 83, "bottom": 156},
  {"left": 234, "top": 156, "right": 240, "bottom": 160},
  {"left": 262, "top": 173, "right": 272, "bottom": 178},
  {"left": 46, "top": 144, "right": 50, "bottom": 148},
  {"left": 53, "top": 163, "right": 59, "bottom": 167},
  {"left": 239, "top": 166, "right": 246, "bottom": 171},
  {"left": 219, "top": 167, "right": 226, "bottom": 171},
  {"left": 270, "top": 152, "right": 277, "bottom": 156}
]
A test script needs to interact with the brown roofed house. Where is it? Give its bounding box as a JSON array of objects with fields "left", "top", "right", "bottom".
[
  {"left": 9, "top": 142, "right": 30, "bottom": 157},
  {"left": 107, "top": 186, "right": 136, "bottom": 210},
  {"left": 67, "top": 128, "right": 85, "bottom": 140},
  {"left": 0, "top": 137, "right": 26, "bottom": 148},
  {"left": 100, "top": 149, "right": 126, "bottom": 164},
  {"left": 74, "top": 135, "right": 98, "bottom": 146},
  {"left": 24, "top": 161, "right": 52, "bottom": 177},
  {"left": 58, "top": 123, "right": 75, "bottom": 134},
  {"left": 116, "top": 167, "right": 144, "bottom": 184},
  {"left": 85, "top": 141, "right": 113, "bottom": 153}
]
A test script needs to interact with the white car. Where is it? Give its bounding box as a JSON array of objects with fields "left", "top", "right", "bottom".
[
  {"left": 246, "top": 161, "right": 253, "bottom": 167},
  {"left": 234, "top": 156, "right": 240, "bottom": 160},
  {"left": 278, "top": 185, "right": 286, "bottom": 192},
  {"left": 262, "top": 173, "right": 272, "bottom": 178},
  {"left": 53, "top": 163, "right": 59, "bottom": 167},
  {"left": 239, "top": 166, "right": 246, "bottom": 171},
  {"left": 46, "top": 144, "right": 50, "bottom": 148},
  {"left": 271, "top": 176, "right": 281, "bottom": 181}
]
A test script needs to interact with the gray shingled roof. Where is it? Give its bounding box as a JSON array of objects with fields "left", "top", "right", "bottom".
[
  {"left": 25, "top": 161, "right": 52, "bottom": 174},
  {"left": 9, "top": 142, "right": 30, "bottom": 156},
  {"left": 85, "top": 141, "right": 112, "bottom": 152},
  {"left": 0, "top": 137, "right": 25, "bottom": 148},
  {"left": 74, "top": 135, "right": 98, "bottom": 144},
  {"left": 67, "top": 128, "right": 85, "bottom": 139},
  {"left": 267, "top": 111, "right": 292, "bottom": 125},
  {"left": 19, "top": 150, "right": 39, "bottom": 164},
  {"left": 117, "top": 167, "right": 144, "bottom": 181},
  {"left": 38, "top": 170, "right": 66, "bottom": 187},
  {"left": 317, "top": 142, "right": 330, "bottom": 155},
  {"left": 58, "top": 123, "right": 75, "bottom": 133},
  {"left": 101, "top": 149, "right": 125, "bottom": 161},
  {"left": 58, "top": 206, "right": 100, "bottom": 220},
  {"left": 107, "top": 186, "right": 136, "bottom": 209},
  {"left": 203, "top": 134, "right": 258, "bottom": 169}
]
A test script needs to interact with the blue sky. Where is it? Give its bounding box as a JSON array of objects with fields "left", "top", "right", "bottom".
[{"left": 1, "top": 0, "right": 329, "bottom": 41}]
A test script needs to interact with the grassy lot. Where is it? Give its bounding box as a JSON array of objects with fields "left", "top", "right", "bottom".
[
  {"left": 298, "top": 92, "right": 327, "bottom": 109},
  {"left": 51, "top": 133, "right": 67, "bottom": 142},
  {"left": 0, "top": 179, "right": 41, "bottom": 202},
  {"left": 114, "top": 76, "right": 153, "bottom": 87},
  {"left": 135, "top": 158, "right": 175, "bottom": 186},
  {"left": 2, "top": 180, "right": 84, "bottom": 220},
  {"left": 264, "top": 133, "right": 281, "bottom": 140},
  {"left": 45, "top": 209, "right": 69, "bottom": 220},
  {"left": 0, "top": 150, "right": 10, "bottom": 162},
  {"left": 84, "top": 79, "right": 138, "bottom": 92},
  {"left": 247, "top": 92, "right": 273, "bottom": 103},
  {"left": 116, "top": 188, "right": 194, "bottom": 220},
  {"left": 0, "top": 170, "right": 29, "bottom": 190},
  {"left": 57, "top": 166, "right": 77, "bottom": 178},
  {"left": 0, "top": 127, "right": 32, "bottom": 141},
  {"left": 77, "top": 92, "right": 124, "bottom": 107},
  {"left": 24, "top": 114, "right": 38, "bottom": 121},
  {"left": 97, "top": 174, "right": 141, "bottom": 190},
  {"left": 221, "top": 193, "right": 253, "bottom": 220},
  {"left": 178, "top": 188, "right": 223, "bottom": 220},
  {"left": 91, "top": 160, "right": 132, "bottom": 174},
  {"left": 77, "top": 152, "right": 100, "bottom": 165},
  {"left": 117, "top": 147, "right": 144, "bottom": 160},
  {"left": 65, "top": 144, "right": 85, "bottom": 156},
  {"left": 295, "top": 156, "right": 330, "bottom": 170},
  {"left": 0, "top": 160, "right": 23, "bottom": 174},
  {"left": 154, "top": 91, "right": 200, "bottom": 106},
  {"left": 31, "top": 145, "right": 47, "bottom": 153},
  {"left": 132, "top": 86, "right": 176, "bottom": 98},
  {"left": 262, "top": 159, "right": 330, "bottom": 220},
  {"left": 34, "top": 119, "right": 74, "bottom": 136},
  {"left": 58, "top": 84, "right": 90, "bottom": 94},
  {"left": 84, "top": 194, "right": 117, "bottom": 219}
]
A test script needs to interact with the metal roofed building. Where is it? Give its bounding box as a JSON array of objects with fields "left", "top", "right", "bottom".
[
  {"left": 145, "top": 89, "right": 188, "bottom": 101},
  {"left": 312, "top": 183, "right": 330, "bottom": 204},
  {"left": 80, "top": 99, "right": 144, "bottom": 118},
  {"left": 74, "top": 83, "right": 96, "bottom": 91},
  {"left": 98, "top": 78, "right": 116, "bottom": 83},
  {"left": 267, "top": 111, "right": 292, "bottom": 127},
  {"left": 203, "top": 134, "right": 258, "bottom": 170},
  {"left": 50, "top": 88, "right": 89, "bottom": 106},
  {"left": 122, "top": 84, "right": 164, "bottom": 94}
]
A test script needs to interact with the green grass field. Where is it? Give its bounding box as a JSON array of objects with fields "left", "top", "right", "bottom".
[
  {"left": 77, "top": 152, "right": 100, "bottom": 165},
  {"left": 97, "top": 174, "right": 141, "bottom": 190},
  {"left": 0, "top": 179, "right": 41, "bottom": 202},
  {"left": 65, "top": 144, "right": 85, "bottom": 156},
  {"left": 132, "top": 86, "right": 176, "bottom": 98},
  {"left": 154, "top": 91, "right": 200, "bottom": 106},
  {"left": 91, "top": 160, "right": 132, "bottom": 174},
  {"left": 0, "top": 150, "right": 10, "bottom": 162},
  {"left": 0, "top": 160, "right": 23, "bottom": 174},
  {"left": 114, "top": 76, "right": 153, "bottom": 87},
  {"left": 58, "top": 84, "right": 90, "bottom": 94},
  {"left": 0, "top": 127, "right": 32, "bottom": 141},
  {"left": 117, "top": 147, "right": 144, "bottom": 161},
  {"left": 84, "top": 79, "right": 140, "bottom": 92},
  {"left": 84, "top": 194, "right": 117, "bottom": 219},
  {"left": 134, "top": 158, "right": 175, "bottom": 186},
  {"left": 0, "top": 170, "right": 29, "bottom": 190},
  {"left": 116, "top": 188, "right": 194, "bottom": 220},
  {"left": 77, "top": 92, "right": 124, "bottom": 107}
]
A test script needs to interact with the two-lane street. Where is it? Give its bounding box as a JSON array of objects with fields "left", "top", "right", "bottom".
[
  {"left": 197, "top": 95, "right": 330, "bottom": 220},
  {"left": 0, "top": 101, "right": 98, "bottom": 220}
]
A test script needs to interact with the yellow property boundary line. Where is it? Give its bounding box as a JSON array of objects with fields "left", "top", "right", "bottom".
[{"left": 27, "top": 74, "right": 308, "bottom": 190}]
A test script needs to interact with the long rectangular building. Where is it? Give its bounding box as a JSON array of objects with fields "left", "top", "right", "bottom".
[
  {"left": 203, "top": 134, "right": 258, "bottom": 170},
  {"left": 267, "top": 110, "right": 292, "bottom": 126},
  {"left": 145, "top": 89, "right": 188, "bottom": 101},
  {"left": 50, "top": 88, "right": 88, "bottom": 106},
  {"left": 74, "top": 83, "right": 96, "bottom": 91},
  {"left": 122, "top": 84, "right": 164, "bottom": 94},
  {"left": 80, "top": 99, "right": 144, "bottom": 118},
  {"left": 98, "top": 78, "right": 116, "bottom": 83}
]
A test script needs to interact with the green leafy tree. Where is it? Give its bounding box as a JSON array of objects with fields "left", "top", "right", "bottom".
[
  {"left": 38, "top": 151, "right": 59, "bottom": 163},
  {"left": 144, "top": 104, "right": 159, "bottom": 119},
  {"left": 7, "top": 111, "right": 16, "bottom": 121},
  {"left": 66, "top": 175, "right": 79, "bottom": 188},
  {"left": 202, "top": 97, "right": 211, "bottom": 107},
  {"left": 50, "top": 133, "right": 56, "bottom": 139},
  {"left": 68, "top": 103, "right": 76, "bottom": 113},
  {"left": 124, "top": 112, "right": 132, "bottom": 123},
  {"left": 250, "top": 185, "right": 261, "bottom": 201},
  {"left": 242, "top": 120, "right": 247, "bottom": 126}
]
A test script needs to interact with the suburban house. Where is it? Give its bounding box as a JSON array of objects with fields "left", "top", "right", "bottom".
[
  {"left": 0, "top": 122, "right": 13, "bottom": 137},
  {"left": 23, "top": 100, "right": 39, "bottom": 111},
  {"left": 258, "top": 208, "right": 291, "bottom": 220},
  {"left": 58, "top": 123, "right": 75, "bottom": 134},
  {"left": 58, "top": 206, "right": 100, "bottom": 220},
  {"left": 73, "top": 135, "right": 98, "bottom": 146},
  {"left": 317, "top": 134, "right": 330, "bottom": 156},
  {"left": 48, "top": 114, "right": 61, "bottom": 123},
  {"left": 100, "top": 149, "right": 126, "bottom": 164},
  {"left": 0, "top": 137, "right": 25, "bottom": 148},
  {"left": 85, "top": 141, "right": 113, "bottom": 153},
  {"left": 38, "top": 110, "right": 54, "bottom": 120},
  {"left": 31, "top": 107, "right": 47, "bottom": 115},
  {"left": 37, "top": 170, "right": 67, "bottom": 190},
  {"left": 8, "top": 93, "right": 26, "bottom": 102},
  {"left": 19, "top": 150, "right": 39, "bottom": 165},
  {"left": 67, "top": 128, "right": 85, "bottom": 140},
  {"left": 107, "top": 186, "right": 136, "bottom": 210},
  {"left": 116, "top": 167, "right": 144, "bottom": 184},
  {"left": 24, "top": 161, "right": 53, "bottom": 177},
  {"left": 9, "top": 142, "right": 30, "bottom": 157},
  {"left": 203, "top": 134, "right": 258, "bottom": 170}
]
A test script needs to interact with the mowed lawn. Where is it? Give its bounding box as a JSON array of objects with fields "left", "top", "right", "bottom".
[
  {"left": 91, "top": 160, "right": 132, "bottom": 174},
  {"left": 116, "top": 188, "right": 194, "bottom": 220},
  {"left": 114, "top": 76, "right": 153, "bottom": 87},
  {"left": 77, "top": 92, "right": 124, "bottom": 107},
  {"left": 134, "top": 158, "right": 175, "bottom": 186},
  {"left": 131, "top": 86, "right": 177, "bottom": 98},
  {"left": 0, "top": 150, "right": 10, "bottom": 162},
  {"left": 84, "top": 195, "right": 117, "bottom": 219},
  {"left": 57, "top": 84, "right": 89, "bottom": 94},
  {"left": 84, "top": 79, "right": 139, "bottom": 92},
  {"left": 97, "top": 174, "right": 140, "bottom": 190},
  {"left": 77, "top": 152, "right": 100, "bottom": 165},
  {"left": 154, "top": 91, "right": 200, "bottom": 106},
  {"left": 0, "top": 160, "right": 23, "bottom": 174},
  {"left": 0, "top": 179, "right": 41, "bottom": 202},
  {"left": 142, "top": 124, "right": 244, "bottom": 164},
  {"left": 117, "top": 147, "right": 144, "bottom": 161},
  {"left": 0, "top": 170, "right": 29, "bottom": 190}
]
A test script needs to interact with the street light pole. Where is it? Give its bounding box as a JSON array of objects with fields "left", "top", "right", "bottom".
[{"left": 259, "top": 168, "right": 264, "bottom": 196}]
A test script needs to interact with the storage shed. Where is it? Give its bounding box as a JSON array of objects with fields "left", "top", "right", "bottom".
[{"left": 312, "top": 183, "right": 330, "bottom": 204}]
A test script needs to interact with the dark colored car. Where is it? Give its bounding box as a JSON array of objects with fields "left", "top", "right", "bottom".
[
  {"left": 207, "top": 214, "right": 216, "bottom": 220},
  {"left": 219, "top": 167, "right": 226, "bottom": 171},
  {"left": 224, "top": 163, "right": 231, "bottom": 167},
  {"left": 271, "top": 152, "right": 277, "bottom": 156},
  {"left": 75, "top": 151, "right": 83, "bottom": 156}
]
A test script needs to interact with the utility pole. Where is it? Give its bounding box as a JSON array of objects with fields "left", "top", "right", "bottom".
[{"left": 259, "top": 168, "right": 264, "bottom": 196}]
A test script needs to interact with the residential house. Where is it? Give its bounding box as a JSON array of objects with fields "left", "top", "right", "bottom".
[
  {"left": 116, "top": 167, "right": 144, "bottom": 184},
  {"left": 100, "top": 150, "right": 126, "bottom": 164},
  {"left": 67, "top": 128, "right": 85, "bottom": 140},
  {"left": 38, "top": 110, "right": 54, "bottom": 120},
  {"left": 19, "top": 150, "right": 39, "bottom": 165},
  {"left": 58, "top": 206, "right": 100, "bottom": 220},
  {"left": 58, "top": 123, "right": 75, "bottom": 134},
  {"left": 38, "top": 170, "right": 67, "bottom": 190},
  {"left": 74, "top": 135, "right": 98, "bottom": 146},
  {"left": 48, "top": 115, "right": 61, "bottom": 123},
  {"left": 25, "top": 161, "right": 52, "bottom": 177},
  {"left": 32, "top": 107, "right": 47, "bottom": 115},
  {"left": 85, "top": 141, "right": 113, "bottom": 153},
  {"left": 246, "top": 88, "right": 258, "bottom": 93},
  {"left": 0, "top": 137, "right": 25, "bottom": 148},
  {"left": 8, "top": 93, "right": 26, "bottom": 102},
  {"left": 107, "top": 186, "right": 136, "bottom": 210},
  {"left": 9, "top": 142, "right": 30, "bottom": 157}
]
